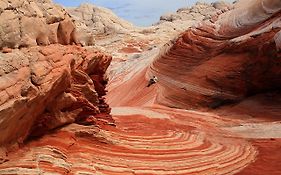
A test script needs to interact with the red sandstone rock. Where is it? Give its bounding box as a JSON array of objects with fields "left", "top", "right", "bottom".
[
  {"left": 236, "top": 139, "right": 281, "bottom": 175},
  {"left": 0, "top": 107, "right": 259, "bottom": 174},
  {"left": 147, "top": 0, "right": 281, "bottom": 109},
  {"left": 119, "top": 47, "right": 141, "bottom": 53},
  {"left": 0, "top": 0, "right": 281, "bottom": 175},
  {"left": 0, "top": 45, "right": 113, "bottom": 147}
]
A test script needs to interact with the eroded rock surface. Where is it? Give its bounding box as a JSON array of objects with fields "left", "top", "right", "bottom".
[
  {"left": 67, "top": 3, "right": 134, "bottom": 46},
  {"left": 149, "top": 0, "right": 281, "bottom": 109},
  {"left": 105, "top": 1, "right": 281, "bottom": 173},
  {"left": 158, "top": 1, "right": 233, "bottom": 24},
  {"left": 83, "top": 2, "right": 231, "bottom": 88},
  {"left": 0, "top": 45, "right": 112, "bottom": 150},
  {"left": 0, "top": 0, "right": 281, "bottom": 175},
  {"left": 0, "top": 0, "right": 78, "bottom": 49},
  {"left": 0, "top": 107, "right": 259, "bottom": 175}
]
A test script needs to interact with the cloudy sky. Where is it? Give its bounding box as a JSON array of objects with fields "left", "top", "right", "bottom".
[{"left": 54, "top": 0, "right": 234, "bottom": 26}]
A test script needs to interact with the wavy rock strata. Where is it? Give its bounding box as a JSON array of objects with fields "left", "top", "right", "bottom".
[
  {"left": 0, "top": 0, "right": 281, "bottom": 174},
  {"left": 0, "top": 107, "right": 258, "bottom": 174},
  {"left": 149, "top": 0, "right": 281, "bottom": 109}
]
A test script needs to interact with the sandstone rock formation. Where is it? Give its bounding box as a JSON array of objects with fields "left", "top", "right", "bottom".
[
  {"left": 0, "top": 107, "right": 259, "bottom": 174},
  {"left": 0, "top": 0, "right": 78, "bottom": 49},
  {"left": 158, "top": 1, "right": 233, "bottom": 24},
  {"left": 66, "top": 1, "right": 229, "bottom": 52},
  {"left": 0, "top": 0, "right": 113, "bottom": 165},
  {"left": 74, "top": 2, "right": 231, "bottom": 87},
  {"left": 148, "top": 0, "right": 281, "bottom": 109},
  {"left": 104, "top": 1, "right": 281, "bottom": 174},
  {"left": 67, "top": 3, "right": 134, "bottom": 46},
  {"left": 1, "top": 0, "right": 281, "bottom": 174},
  {"left": 68, "top": 3, "right": 133, "bottom": 34},
  {"left": 0, "top": 44, "right": 112, "bottom": 150},
  {"left": 109, "top": 1, "right": 281, "bottom": 109}
]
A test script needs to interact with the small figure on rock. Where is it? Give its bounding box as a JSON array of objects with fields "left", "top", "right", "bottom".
[{"left": 147, "top": 76, "right": 158, "bottom": 87}]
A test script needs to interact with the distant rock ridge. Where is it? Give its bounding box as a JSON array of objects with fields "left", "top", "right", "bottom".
[
  {"left": 68, "top": 3, "right": 134, "bottom": 33},
  {"left": 67, "top": 1, "right": 233, "bottom": 40},
  {"left": 66, "top": 3, "right": 135, "bottom": 46},
  {"left": 158, "top": 1, "right": 233, "bottom": 24}
]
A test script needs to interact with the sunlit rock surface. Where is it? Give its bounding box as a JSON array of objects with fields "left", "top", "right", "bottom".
[
  {"left": 159, "top": 1, "right": 233, "bottom": 24},
  {"left": 0, "top": 0, "right": 281, "bottom": 175},
  {"left": 0, "top": 44, "right": 112, "bottom": 148},
  {"left": 90, "top": 2, "right": 230, "bottom": 90},
  {"left": 0, "top": 107, "right": 259, "bottom": 174},
  {"left": 107, "top": 0, "right": 281, "bottom": 108},
  {"left": 0, "top": 0, "right": 113, "bottom": 167},
  {"left": 148, "top": 0, "right": 281, "bottom": 109},
  {"left": 0, "top": 0, "right": 78, "bottom": 49},
  {"left": 106, "top": 0, "right": 281, "bottom": 174}
]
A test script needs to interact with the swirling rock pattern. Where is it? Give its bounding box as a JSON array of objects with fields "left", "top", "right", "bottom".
[
  {"left": 0, "top": 0, "right": 281, "bottom": 174},
  {"left": 149, "top": 0, "right": 281, "bottom": 109},
  {"left": 104, "top": 1, "right": 281, "bottom": 174},
  {"left": 0, "top": 107, "right": 257, "bottom": 175}
]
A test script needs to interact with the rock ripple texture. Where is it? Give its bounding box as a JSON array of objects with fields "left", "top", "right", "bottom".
[
  {"left": 0, "top": 107, "right": 257, "bottom": 175},
  {"left": 0, "top": 0, "right": 280, "bottom": 174},
  {"left": 149, "top": 0, "right": 281, "bottom": 109}
]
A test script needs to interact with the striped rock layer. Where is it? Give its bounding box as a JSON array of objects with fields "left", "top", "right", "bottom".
[
  {"left": 0, "top": 107, "right": 258, "bottom": 175},
  {"left": 0, "top": 0, "right": 281, "bottom": 175},
  {"left": 149, "top": 0, "right": 281, "bottom": 109}
]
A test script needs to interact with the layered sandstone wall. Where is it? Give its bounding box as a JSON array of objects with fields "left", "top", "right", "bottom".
[
  {"left": 0, "top": 1, "right": 280, "bottom": 174},
  {"left": 149, "top": 0, "right": 281, "bottom": 109}
]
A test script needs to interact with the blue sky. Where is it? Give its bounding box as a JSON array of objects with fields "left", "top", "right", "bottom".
[{"left": 54, "top": 0, "right": 234, "bottom": 26}]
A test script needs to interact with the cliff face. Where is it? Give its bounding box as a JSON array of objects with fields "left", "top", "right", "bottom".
[
  {"left": 0, "top": 45, "right": 112, "bottom": 145},
  {"left": 149, "top": 0, "right": 281, "bottom": 109},
  {"left": 0, "top": 0, "right": 113, "bottom": 163}
]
